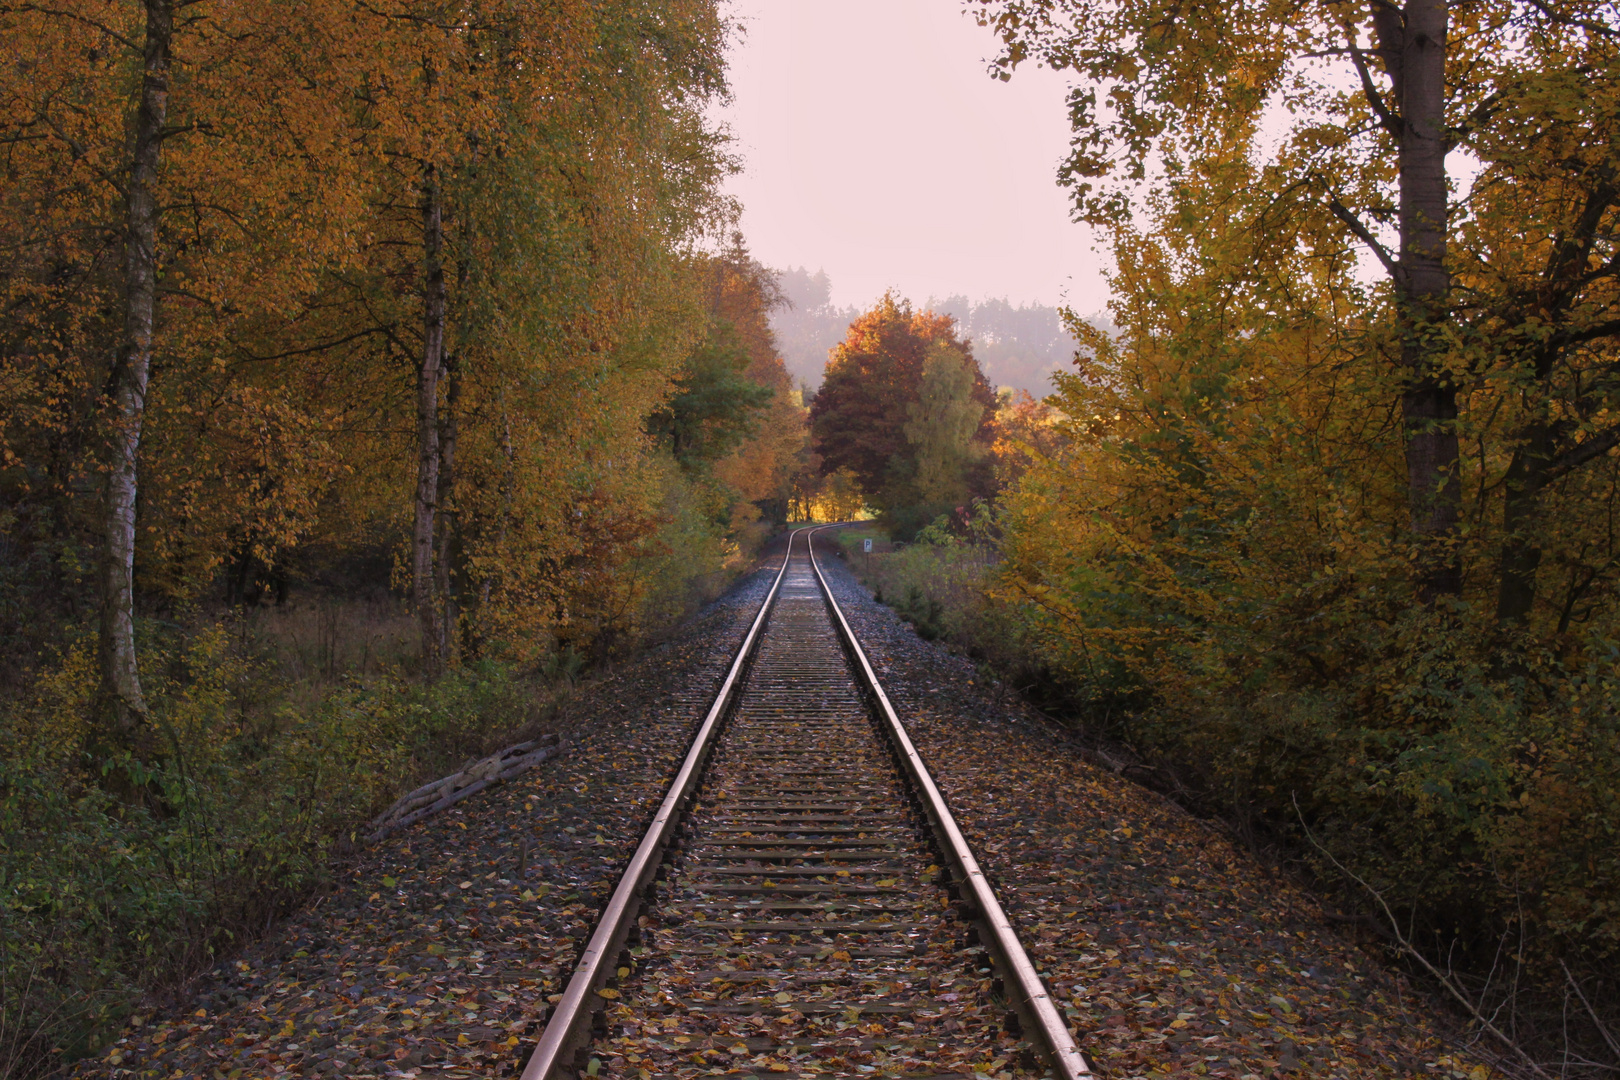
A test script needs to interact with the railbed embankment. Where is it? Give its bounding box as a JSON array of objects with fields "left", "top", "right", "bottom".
[
  {"left": 75, "top": 535, "right": 1452, "bottom": 1080},
  {"left": 815, "top": 536, "right": 1449, "bottom": 1080}
]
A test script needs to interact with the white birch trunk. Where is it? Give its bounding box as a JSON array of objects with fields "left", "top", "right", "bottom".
[{"left": 99, "top": 0, "right": 172, "bottom": 731}]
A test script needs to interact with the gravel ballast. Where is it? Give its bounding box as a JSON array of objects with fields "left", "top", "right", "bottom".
[
  {"left": 813, "top": 535, "right": 1448, "bottom": 1080},
  {"left": 72, "top": 563, "right": 780, "bottom": 1080},
  {"left": 71, "top": 535, "right": 1452, "bottom": 1080}
]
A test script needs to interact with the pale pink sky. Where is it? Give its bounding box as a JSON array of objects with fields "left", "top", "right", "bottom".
[{"left": 716, "top": 0, "right": 1112, "bottom": 312}]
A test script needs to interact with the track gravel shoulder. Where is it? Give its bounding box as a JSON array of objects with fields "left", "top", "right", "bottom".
[
  {"left": 814, "top": 540, "right": 1447, "bottom": 1080},
  {"left": 71, "top": 537, "right": 1450, "bottom": 1080},
  {"left": 71, "top": 563, "right": 781, "bottom": 1080}
]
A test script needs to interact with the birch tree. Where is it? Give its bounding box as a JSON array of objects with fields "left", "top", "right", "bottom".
[{"left": 0, "top": 0, "right": 372, "bottom": 737}]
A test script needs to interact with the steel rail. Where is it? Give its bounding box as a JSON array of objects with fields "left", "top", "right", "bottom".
[
  {"left": 519, "top": 528, "right": 808, "bottom": 1080},
  {"left": 805, "top": 524, "right": 1093, "bottom": 1080}
]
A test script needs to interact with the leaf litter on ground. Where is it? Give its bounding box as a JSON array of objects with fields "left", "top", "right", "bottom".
[
  {"left": 821, "top": 549, "right": 1453, "bottom": 1080},
  {"left": 75, "top": 546, "right": 1456, "bottom": 1080},
  {"left": 72, "top": 568, "right": 779, "bottom": 1080}
]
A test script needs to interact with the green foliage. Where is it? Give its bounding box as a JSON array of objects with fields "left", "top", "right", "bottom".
[
  {"left": 903, "top": 346, "right": 986, "bottom": 508},
  {"left": 651, "top": 319, "right": 775, "bottom": 471},
  {"left": 0, "top": 625, "right": 546, "bottom": 1077},
  {"left": 835, "top": 517, "right": 1028, "bottom": 659}
]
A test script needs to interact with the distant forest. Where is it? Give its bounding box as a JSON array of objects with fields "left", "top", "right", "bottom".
[{"left": 772, "top": 267, "right": 1093, "bottom": 397}]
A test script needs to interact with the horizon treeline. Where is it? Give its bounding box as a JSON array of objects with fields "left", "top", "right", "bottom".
[{"left": 771, "top": 266, "right": 1094, "bottom": 398}]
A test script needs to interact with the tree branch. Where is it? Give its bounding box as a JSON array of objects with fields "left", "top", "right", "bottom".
[
  {"left": 1446, "top": 89, "right": 1507, "bottom": 153},
  {"left": 1343, "top": 31, "right": 1402, "bottom": 137},
  {"left": 0, "top": 3, "right": 141, "bottom": 51},
  {"left": 1521, "top": 0, "right": 1620, "bottom": 38},
  {"left": 226, "top": 325, "right": 396, "bottom": 364},
  {"left": 1534, "top": 423, "right": 1620, "bottom": 493},
  {"left": 1294, "top": 797, "right": 1555, "bottom": 1078},
  {"left": 1328, "top": 197, "right": 1405, "bottom": 286},
  {"left": 1562, "top": 960, "right": 1620, "bottom": 1063}
]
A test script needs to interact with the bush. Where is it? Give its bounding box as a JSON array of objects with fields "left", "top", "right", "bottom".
[
  {"left": 832, "top": 514, "right": 1034, "bottom": 673},
  {"left": 993, "top": 439, "right": 1620, "bottom": 1063},
  {"left": 0, "top": 624, "right": 548, "bottom": 1078}
]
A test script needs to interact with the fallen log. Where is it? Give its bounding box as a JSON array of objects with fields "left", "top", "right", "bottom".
[{"left": 368, "top": 732, "right": 564, "bottom": 842}]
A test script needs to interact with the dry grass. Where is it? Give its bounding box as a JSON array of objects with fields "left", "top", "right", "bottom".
[{"left": 240, "top": 595, "right": 419, "bottom": 685}]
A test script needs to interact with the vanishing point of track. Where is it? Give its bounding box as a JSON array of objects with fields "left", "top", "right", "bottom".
[{"left": 520, "top": 526, "right": 1090, "bottom": 1080}]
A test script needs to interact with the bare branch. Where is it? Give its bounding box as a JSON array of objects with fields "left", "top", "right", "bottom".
[
  {"left": 1328, "top": 197, "right": 1405, "bottom": 286},
  {"left": 1292, "top": 795, "right": 1555, "bottom": 1080},
  {"left": 1562, "top": 961, "right": 1620, "bottom": 1064}
]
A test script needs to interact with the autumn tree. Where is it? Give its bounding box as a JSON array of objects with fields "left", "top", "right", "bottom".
[
  {"left": 0, "top": 0, "right": 384, "bottom": 737},
  {"left": 981, "top": 0, "right": 1620, "bottom": 1059},
  {"left": 977, "top": 0, "right": 1620, "bottom": 602},
  {"left": 904, "top": 343, "right": 986, "bottom": 506},
  {"left": 698, "top": 255, "right": 813, "bottom": 530},
  {"left": 810, "top": 294, "right": 997, "bottom": 533},
  {"left": 0, "top": 0, "right": 740, "bottom": 704},
  {"left": 990, "top": 389, "right": 1066, "bottom": 487}
]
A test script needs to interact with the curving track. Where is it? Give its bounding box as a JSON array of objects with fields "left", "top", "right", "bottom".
[{"left": 522, "top": 527, "right": 1088, "bottom": 1080}]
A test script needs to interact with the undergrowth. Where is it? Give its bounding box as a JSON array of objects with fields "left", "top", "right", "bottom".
[
  {"left": 0, "top": 488, "right": 770, "bottom": 1077},
  {"left": 835, "top": 518, "right": 1620, "bottom": 1076},
  {"left": 831, "top": 517, "right": 1030, "bottom": 669},
  {"left": 0, "top": 618, "right": 558, "bottom": 1078}
]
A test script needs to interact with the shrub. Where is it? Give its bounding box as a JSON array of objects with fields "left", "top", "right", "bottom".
[{"left": 0, "top": 623, "right": 546, "bottom": 1078}]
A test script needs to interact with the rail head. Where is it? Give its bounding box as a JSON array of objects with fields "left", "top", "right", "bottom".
[
  {"left": 519, "top": 528, "right": 810, "bottom": 1080},
  {"left": 805, "top": 524, "right": 1092, "bottom": 1080}
]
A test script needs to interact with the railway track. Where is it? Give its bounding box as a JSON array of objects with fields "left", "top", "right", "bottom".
[{"left": 522, "top": 527, "right": 1088, "bottom": 1080}]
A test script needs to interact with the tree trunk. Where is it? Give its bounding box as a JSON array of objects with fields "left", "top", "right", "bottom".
[
  {"left": 1495, "top": 425, "right": 1550, "bottom": 624},
  {"left": 474, "top": 396, "right": 515, "bottom": 649},
  {"left": 1492, "top": 185, "right": 1615, "bottom": 623},
  {"left": 435, "top": 351, "right": 460, "bottom": 662},
  {"left": 98, "top": 0, "right": 172, "bottom": 734},
  {"left": 414, "top": 166, "right": 447, "bottom": 676},
  {"left": 1381, "top": 0, "right": 1461, "bottom": 598}
]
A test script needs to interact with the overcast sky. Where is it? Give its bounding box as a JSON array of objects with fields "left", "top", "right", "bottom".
[{"left": 715, "top": 0, "right": 1112, "bottom": 313}]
